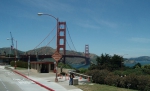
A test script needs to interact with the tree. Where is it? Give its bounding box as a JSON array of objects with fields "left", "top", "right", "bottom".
[
  {"left": 110, "top": 54, "right": 124, "bottom": 70},
  {"left": 133, "top": 63, "right": 141, "bottom": 69},
  {"left": 4, "top": 51, "right": 6, "bottom": 55},
  {"left": 90, "top": 53, "right": 124, "bottom": 71}
]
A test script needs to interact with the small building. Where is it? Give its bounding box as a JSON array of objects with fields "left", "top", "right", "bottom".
[{"left": 30, "top": 58, "right": 55, "bottom": 73}]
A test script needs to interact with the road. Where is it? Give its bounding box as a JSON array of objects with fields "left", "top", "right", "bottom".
[{"left": 0, "top": 66, "right": 49, "bottom": 91}]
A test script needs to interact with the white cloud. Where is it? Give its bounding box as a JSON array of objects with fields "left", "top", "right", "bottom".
[
  {"left": 16, "top": 0, "right": 74, "bottom": 12},
  {"left": 100, "top": 20, "right": 118, "bottom": 28},
  {"left": 90, "top": 16, "right": 118, "bottom": 29},
  {"left": 78, "top": 22, "right": 101, "bottom": 30},
  {"left": 130, "top": 37, "right": 150, "bottom": 43}
]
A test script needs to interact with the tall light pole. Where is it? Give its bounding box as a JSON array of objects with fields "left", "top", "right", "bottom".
[
  {"left": 37, "top": 13, "right": 59, "bottom": 82},
  {"left": 7, "top": 38, "right": 17, "bottom": 69}
]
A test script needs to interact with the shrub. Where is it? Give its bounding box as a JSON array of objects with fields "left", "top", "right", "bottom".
[
  {"left": 118, "top": 76, "right": 127, "bottom": 88},
  {"left": 10, "top": 61, "right": 15, "bottom": 66},
  {"left": 86, "top": 69, "right": 110, "bottom": 84},
  {"left": 125, "top": 74, "right": 138, "bottom": 89},
  {"left": 144, "top": 84, "right": 150, "bottom": 91},
  {"left": 10, "top": 61, "right": 28, "bottom": 68},
  {"left": 137, "top": 75, "right": 150, "bottom": 91},
  {"left": 114, "top": 68, "right": 145, "bottom": 76},
  {"left": 78, "top": 68, "right": 88, "bottom": 73},
  {"left": 58, "top": 62, "right": 73, "bottom": 69},
  {"left": 104, "top": 72, "right": 120, "bottom": 86},
  {"left": 142, "top": 65, "right": 150, "bottom": 75}
]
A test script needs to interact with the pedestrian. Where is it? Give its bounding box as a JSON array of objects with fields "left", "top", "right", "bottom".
[{"left": 69, "top": 73, "right": 74, "bottom": 85}]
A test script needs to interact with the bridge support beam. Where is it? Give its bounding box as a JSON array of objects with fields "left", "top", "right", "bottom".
[{"left": 57, "top": 22, "right": 66, "bottom": 64}]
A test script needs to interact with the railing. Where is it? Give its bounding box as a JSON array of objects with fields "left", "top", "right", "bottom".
[{"left": 69, "top": 71, "right": 92, "bottom": 82}]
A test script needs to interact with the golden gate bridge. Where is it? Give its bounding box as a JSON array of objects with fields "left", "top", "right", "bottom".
[
  {"left": 2, "top": 13, "right": 90, "bottom": 66},
  {"left": 19, "top": 21, "right": 90, "bottom": 65}
]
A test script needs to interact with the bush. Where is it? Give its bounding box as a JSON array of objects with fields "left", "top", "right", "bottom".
[
  {"left": 86, "top": 69, "right": 110, "bottom": 84},
  {"left": 78, "top": 68, "right": 88, "bottom": 73},
  {"left": 58, "top": 62, "right": 73, "bottom": 69},
  {"left": 10, "top": 61, "right": 15, "bottom": 66},
  {"left": 137, "top": 75, "right": 150, "bottom": 91},
  {"left": 10, "top": 61, "right": 28, "bottom": 68},
  {"left": 125, "top": 74, "right": 138, "bottom": 89},
  {"left": 142, "top": 65, "right": 150, "bottom": 75},
  {"left": 104, "top": 72, "right": 120, "bottom": 86},
  {"left": 114, "top": 68, "right": 145, "bottom": 76}
]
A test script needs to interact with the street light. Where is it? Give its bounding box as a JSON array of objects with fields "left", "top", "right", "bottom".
[
  {"left": 37, "top": 13, "right": 59, "bottom": 51},
  {"left": 37, "top": 13, "right": 58, "bottom": 21},
  {"left": 7, "top": 38, "right": 17, "bottom": 69},
  {"left": 37, "top": 13, "right": 58, "bottom": 82}
]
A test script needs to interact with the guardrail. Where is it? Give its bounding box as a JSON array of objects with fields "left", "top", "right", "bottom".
[{"left": 69, "top": 71, "right": 92, "bottom": 82}]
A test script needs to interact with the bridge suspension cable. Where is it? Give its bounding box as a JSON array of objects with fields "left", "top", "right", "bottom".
[
  {"left": 37, "top": 34, "right": 56, "bottom": 54},
  {"left": 66, "top": 24, "right": 77, "bottom": 53},
  {"left": 34, "top": 25, "right": 56, "bottom": 50}
]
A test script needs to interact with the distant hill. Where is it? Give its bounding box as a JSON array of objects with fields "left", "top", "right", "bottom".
[
  {"left": 1, "top": 47, "right": 150, "bottom": 64},
  {"left": 0, "top": 47, "right": 98, "bottom": 64},
  {"left": 128, "top": 56, "right": 150, "bottom": 61},
  {"left": 26, "top": 46, "right": 98, "bottom": 64},
  {"left": 0, "top": 47, "right": 24, "bottom": 55}
]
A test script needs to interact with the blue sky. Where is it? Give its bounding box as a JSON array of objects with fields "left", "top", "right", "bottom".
[{"left": 0, "top": 0, "right": 150, "bottom": 58}]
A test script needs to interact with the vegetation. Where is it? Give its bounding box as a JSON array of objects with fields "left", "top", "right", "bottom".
[
  {"left": 85, "top": 54, "right": 150, "bottom": 91},
  {"left": 7, "top": 53, "right": 150, "bottom": 91},
  {"left": 58, "top": 62, "right": 73, "bottom": 69},
  {"left": 76, "top": 83, "right": 137, "bottom": 91},
  {"left": 10, "top": 61, "right": 29, "bottom": 68}
]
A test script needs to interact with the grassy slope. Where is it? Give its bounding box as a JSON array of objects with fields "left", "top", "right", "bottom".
[{"left": 76, "top": 83, "right": 138, "bottom": 91}]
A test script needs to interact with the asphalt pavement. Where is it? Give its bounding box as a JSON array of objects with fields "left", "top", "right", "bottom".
[
  {"left": 0, "top": 66, "right": 49, "bottom": 91},
  {"left": 4, "top": 66, "right": 89, "bottom": 91}
]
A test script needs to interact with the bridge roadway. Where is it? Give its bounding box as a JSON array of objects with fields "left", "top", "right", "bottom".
[
  {"left": 19, "top": 54, "right": 87, "bottom": 59},
  {"left": 19, "top": 54, "right": 90, "bottom": 65},
  {"left": 0, "top": 55, "right": 90, "bottom": 65}
]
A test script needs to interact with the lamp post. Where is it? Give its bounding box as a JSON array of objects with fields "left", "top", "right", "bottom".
[
  {"left": 37, "top": 13, "right": 59, "bottom": 82},
  {"left": 7, "top": 38, "right": 17, "bottom": 69}
]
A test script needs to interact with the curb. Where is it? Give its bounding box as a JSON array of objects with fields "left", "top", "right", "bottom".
[{"left": 13, "top": 70, "right": 55, "bottom": 91}]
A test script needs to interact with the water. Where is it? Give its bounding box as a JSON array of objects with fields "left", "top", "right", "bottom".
[
  {"left": 69, "top": 64, "right": 90, "bottom": 69},
  {"left": 70, "top": 61, "right": 150, "bottom": 69},
  {"left": 125, "top": 61, "right": 150, "bottom": 67}
]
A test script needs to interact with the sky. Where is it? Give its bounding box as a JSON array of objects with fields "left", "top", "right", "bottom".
[{"left": 0, "top": 0, "right": 150, "bottom": 58}]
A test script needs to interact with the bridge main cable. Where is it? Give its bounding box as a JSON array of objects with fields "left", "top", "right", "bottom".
[{"left": 34, "top": 26, "right": 56, "bottom": 50}]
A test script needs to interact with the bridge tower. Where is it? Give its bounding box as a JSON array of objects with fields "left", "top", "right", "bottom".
[
  {"left": 57, "top": 22, "right": 66, "bottom": 64},
  {"left": 85, "top": 45, "right": 90, "bottom": 64}
]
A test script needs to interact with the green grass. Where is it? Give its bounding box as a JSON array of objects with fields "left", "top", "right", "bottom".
[{"left": 76, "top": 83, "right": 138, "bottom": 91}]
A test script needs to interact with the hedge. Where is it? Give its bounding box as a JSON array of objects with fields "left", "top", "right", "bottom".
[
  {"left": 10, "top": 61, "right": 28, "bottom": 68},
  {"left": 85, "top": 69, "right": 150, "bottom": 91}
]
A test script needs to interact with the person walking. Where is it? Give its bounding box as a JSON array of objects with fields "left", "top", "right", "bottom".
[{"left": 69, "top": 73, "right": 74, "bottom": 85}]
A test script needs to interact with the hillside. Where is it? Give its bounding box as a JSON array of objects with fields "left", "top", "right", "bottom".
[
  {"left": 0, "top": 47, "right": 24, "bottom": 55},
  {"left": 26, "top": 47, "right": 98, "bottom": 64},
  {"left": 128, "top": 56, "right": 150, "bottom": 61},
  {"left": 0, "top": 47, "right": 98, "bottom": 64},
  {"left": 1, "top": 47, "right": 150, "bottom": 64}
]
